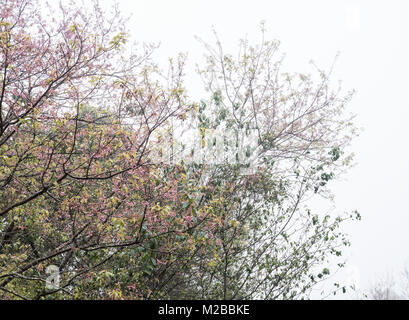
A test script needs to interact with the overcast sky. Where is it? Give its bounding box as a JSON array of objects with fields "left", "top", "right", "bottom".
[{"left": 99, "top": 0, "right": 409, "bottom": 298}]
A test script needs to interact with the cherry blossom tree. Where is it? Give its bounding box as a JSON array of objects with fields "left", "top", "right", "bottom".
[{"left": 0, "top": 0, "right": 191, "bottom": 299}]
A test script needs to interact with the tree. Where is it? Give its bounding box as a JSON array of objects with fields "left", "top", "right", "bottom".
[
  {"left": 0, "top": 1, "right": 358, "bottom": 300},
  {"left": 0, "top": 0, "right": 190, "bottom": 299},
  {"left": 369, "top": 268, "right": 409, "bottom": 300},
  {"left": 136, "top": 29, "right": 360, "bottom": 299}
]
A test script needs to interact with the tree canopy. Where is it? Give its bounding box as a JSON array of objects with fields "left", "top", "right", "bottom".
[{"left": 0, "top": 0, "right": 359, "bottom": 300}]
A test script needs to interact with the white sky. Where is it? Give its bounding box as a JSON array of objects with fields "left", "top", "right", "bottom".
[{"left": 99, "top": 0, "right": 409, "bottom": 298}]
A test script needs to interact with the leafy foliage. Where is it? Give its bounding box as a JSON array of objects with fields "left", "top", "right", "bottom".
[{"left": 0, "top": 1, "right": 358, "bottom": 300}]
